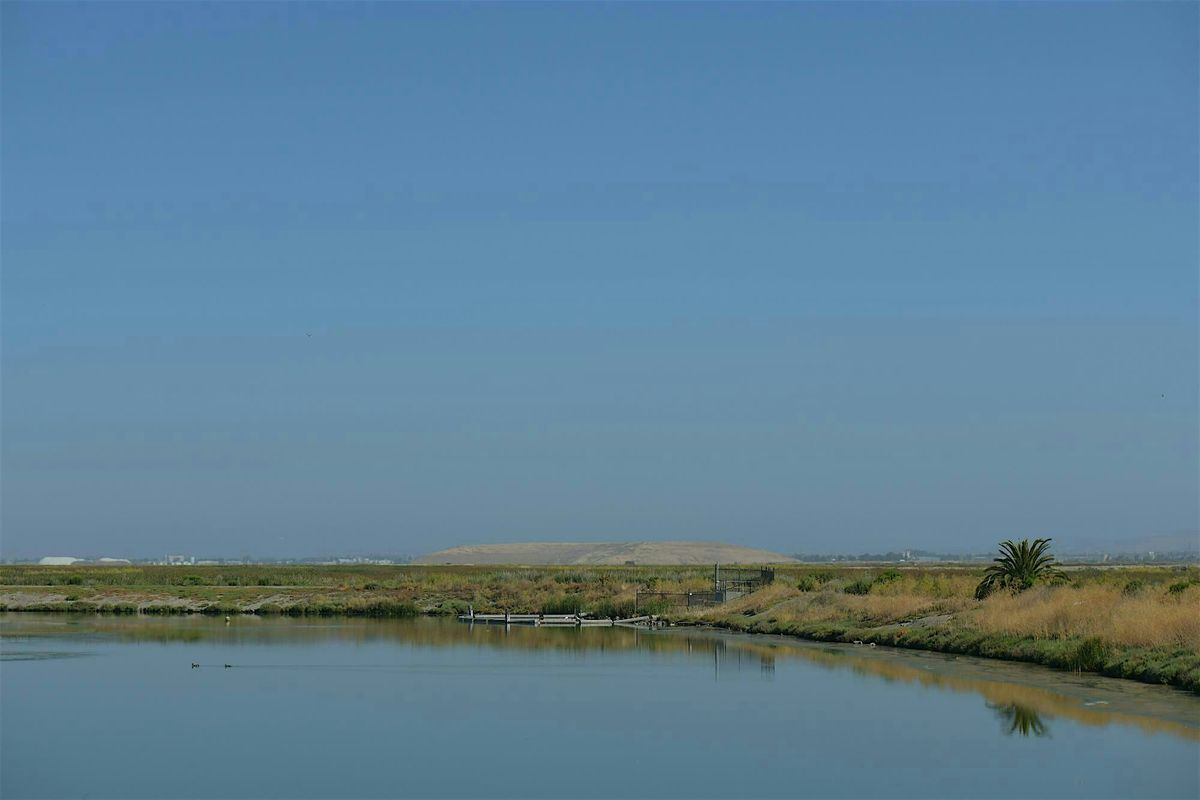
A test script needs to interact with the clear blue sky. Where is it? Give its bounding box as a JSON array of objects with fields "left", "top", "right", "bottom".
[{"left": 2, "top": 2, "right": 1196, "bottom": 559}]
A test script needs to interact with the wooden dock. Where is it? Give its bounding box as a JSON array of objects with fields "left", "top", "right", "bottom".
[{"left": 458, "top": 609, "right": 658, "bottom": 628}]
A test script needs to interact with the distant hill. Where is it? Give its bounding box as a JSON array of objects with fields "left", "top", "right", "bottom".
[{"left": 413, "top": 541, "right": 797, "bottom": 566}]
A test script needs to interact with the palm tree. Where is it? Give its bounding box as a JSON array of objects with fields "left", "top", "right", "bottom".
[{"left": 974, "top": 538, "right": 1066, "bottom": 600}]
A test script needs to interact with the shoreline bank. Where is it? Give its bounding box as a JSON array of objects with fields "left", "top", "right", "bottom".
[
  {"left": 671, "top": 615, "right": 1200, "bottom": 695},
  {"left": 660, "top": 624, "right": 1200, "bottom": 734},
  {"left": 3, "top": 586, "right": 1198, "bottom": 695}
]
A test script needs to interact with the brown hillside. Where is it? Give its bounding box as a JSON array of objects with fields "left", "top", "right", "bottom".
[{"left": 413, "top": 541, "right": 796, "bottom": 566}]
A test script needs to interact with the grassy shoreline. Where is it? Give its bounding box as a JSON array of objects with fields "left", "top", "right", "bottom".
[
  {"left": 3, "top": 563, "right": 1198, "bottom": 693},
  {"left": 681, "top": 615, "right": 1200, "bottom": 694}
]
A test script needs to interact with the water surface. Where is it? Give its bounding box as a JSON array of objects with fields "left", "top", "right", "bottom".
[{"left": 2, "top": 614, "right": 1197, "bottom": 799}]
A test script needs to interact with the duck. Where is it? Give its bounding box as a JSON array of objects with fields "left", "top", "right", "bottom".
[
  {"left": 868, "top": 642, "right": 876, "bottom": 647},
  {"left": 224, "top": 663, "right": 232, "bottom": 669},
  {"left": 191, "top": 662, "right": 200, "bottom": 669},
  {"left": 852, "top": 640, "right": 863, "bottom": 645}
]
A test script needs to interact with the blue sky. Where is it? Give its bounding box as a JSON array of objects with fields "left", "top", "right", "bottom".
[{"left": 2, "top": 2, "right": 1196, "bottom": 558}]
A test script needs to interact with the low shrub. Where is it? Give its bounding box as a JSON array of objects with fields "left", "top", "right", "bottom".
[
  {"left": 431, "top": 599, "right": 471, "bottom": 616},
  {"left": 347, "top": 599, "right": 418, "bottom": 617},
  {"left": 844, "top": 578, "right": 873, "bottom": 596},
  {"left": 541, "top": 595, "right": 582, "bottom": 614},
  {"left": 1071, "top": 637, "right": 1111, "bottom": 672},
  {"left": 875, "top": 570, "right": 901, "bottom": 585},
  {"left": 589, "top": 598, "right": 637, "bottom": 619}
]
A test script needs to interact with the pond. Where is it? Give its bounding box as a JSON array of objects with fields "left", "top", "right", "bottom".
[{"left": 1, "top": 614, "right": 1197, "bottom": 799}]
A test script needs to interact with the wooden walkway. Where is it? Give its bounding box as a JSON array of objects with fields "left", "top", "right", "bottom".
[{"left": 458, "top": 609, "right": 659, "bottom": 628}]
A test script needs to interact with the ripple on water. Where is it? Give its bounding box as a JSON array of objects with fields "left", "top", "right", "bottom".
[{"left": 0, "top": 649, "right": 93, "bottom": 661}]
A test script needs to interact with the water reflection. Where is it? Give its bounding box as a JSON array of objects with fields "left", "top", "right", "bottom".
[
  {"left": 3, "top": 613, "right": 1197, "bottom": 741},
  {"left": 988, "top": 702, "right": 1049, "bottom": 737}
]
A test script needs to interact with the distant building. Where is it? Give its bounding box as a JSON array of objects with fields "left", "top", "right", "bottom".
[
  {"left": 96, "top": 558, "right": 131, "bottom": 565},
  {"left": 164, "top": 554, "right": 194, "bottom": 565},
  {"left": 38, "top": 556, "right": 82, "bottom": 565}
]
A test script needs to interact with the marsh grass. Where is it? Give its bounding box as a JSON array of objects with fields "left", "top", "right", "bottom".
[
  {"left": 971, "top": 583, "right": 1200, "bottom": 650},
  {"left": 0, "top": 564, "right": 713, "bottom": 619}
]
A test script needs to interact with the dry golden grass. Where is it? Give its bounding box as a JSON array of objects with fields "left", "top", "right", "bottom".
[
  {"left": 972, "top": 583, "right": 1200, "bottom": 649},
  {"left": 695, "top": 566, "right": 1200, "bottom": 653},
  {"left": 867, "top": 572, "right": 978, "bottom": 599},
  {"left": 706, "top": 583, "right": 966, "bottom": 627}
]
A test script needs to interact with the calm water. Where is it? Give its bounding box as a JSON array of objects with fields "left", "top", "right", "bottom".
[{"left": 2, "top": 614, "right": 1197, "bottom": 799}]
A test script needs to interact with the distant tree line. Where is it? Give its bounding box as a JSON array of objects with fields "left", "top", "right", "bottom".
[
  {"left": 791, "top": 550, "right": 985, "bottom": 563},
  {"left": 791, "top": 548, "right": 1197, "bottom": 564}
]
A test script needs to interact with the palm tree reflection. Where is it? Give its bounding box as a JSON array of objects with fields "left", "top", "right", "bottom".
[{"left": 988, "top": 702, "right": 1049, "bottom": 737}]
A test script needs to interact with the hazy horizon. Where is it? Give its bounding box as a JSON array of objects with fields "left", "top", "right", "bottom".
[
  {"left": 8, "top": 529, "right": 1200, "bottom": 564},
  {"left": 3, "top": 3, "right": 1197, "bottom": 560}
]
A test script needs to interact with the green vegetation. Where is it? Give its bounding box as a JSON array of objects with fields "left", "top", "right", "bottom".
[
  {"left": 974, "top": 538, "right": 1067, "bottom": 600},
  {"left": 843, "top": 577, "right": 874, "bottom": 595},
  {"left": 1168, "top": 575, "right": 1200, "bottom": 595}
]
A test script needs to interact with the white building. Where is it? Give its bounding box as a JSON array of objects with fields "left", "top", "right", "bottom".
[{"left": 38, "top": 556, "right": 82, "bottom": 566}]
